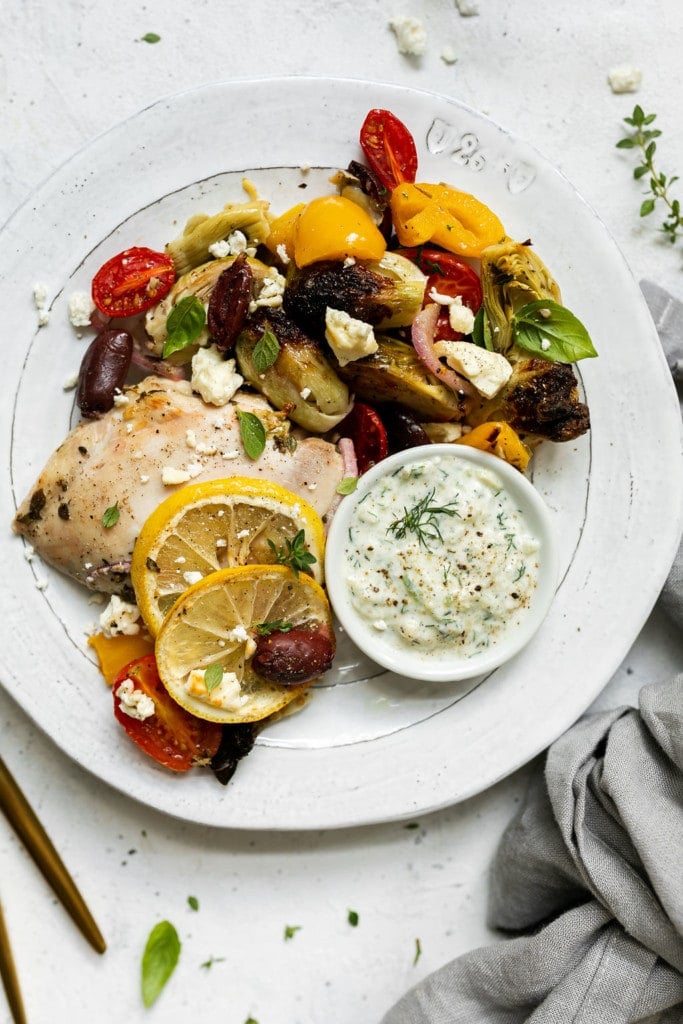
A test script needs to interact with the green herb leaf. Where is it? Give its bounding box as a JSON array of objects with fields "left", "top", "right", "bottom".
[
  {"left": 200, "top": 955, "right": 225, "bottom": 969},
  {"left": 640, "top": 197, "right": 656, "bottom": 217},
  {"left": 162, "top": 296, "right": 206, "bottom": 359},
  {"left": 388, "top": 488, "right": 460, "bottom": 550},
  {"left": 236, "top": 409, "right": 267, "bottom": 460},
  {"left": 252, "top": 328, "right": 280, "bottom": 373},
  {"left": 336, "top": 476, "right": 358, "bottom": 495},
  {"left": 187, "top": 896, "right": 199, "bottom": 911},
  {"left": 511, "top": 299, "right": 598, "bottom": 363},
  {"left": 267, "top": 530, "right": 317, "bottom": 577},
  {"left": 141, "top": 32, "right": 161, "bottom": 43},
  {"left": 413, "top": 937, "right": 422, "bottom": 966},
  {"left": 284, "top": 924, "right": 301, "bottom": 940},
  {"left": 617, "top": 106, "right": 682, "bottom": 246},
  {"left": 255, "top": 619, "right": 294, "bottom": 636},
  {"left": 141, "top": 921, "right": 181, "bottom": 1008},
  {"left": 102, "top": 502, "right": 120, "bottom": 529},
  {"left": 347, "top": 910, "right": 359, "bottom": 927},
  {"left": 471, "top": 306, "right": 493, "bottom": 351},
  {"left": 204, "top": 663, "right": 223, "bottom": 694},
  {"left": 244, "top": 1017, "right": 259, "bottom": 1023}
]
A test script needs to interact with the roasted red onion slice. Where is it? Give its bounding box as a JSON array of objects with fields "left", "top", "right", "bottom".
[{"left": 411, "top": 304, "right": 476, "bottom": 400}]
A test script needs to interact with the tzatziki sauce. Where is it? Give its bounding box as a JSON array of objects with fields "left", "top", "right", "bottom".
[{"left": 342, "top": 453, "right": 540, "bottom": 660}]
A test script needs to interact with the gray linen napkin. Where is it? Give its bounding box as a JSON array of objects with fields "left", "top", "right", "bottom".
[{"left": 382, "top": 284, "right": 683, "bottom": 1024}]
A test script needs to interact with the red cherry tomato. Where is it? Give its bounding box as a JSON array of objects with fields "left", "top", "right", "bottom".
[
  {"left": 112, "top": 655, "right": 222, "bottom": 772},
  {"left": 359, "top": 109, "right": 418, "bottom": 192},
  {"left": 398, "top": 246, "right": 483, "bottom": 341},
  {"left": 92, "top": 246, "right": 175, "bottom": 317},
  {"left": 338, "top": 402, "right": 389, "bottom": 474}
]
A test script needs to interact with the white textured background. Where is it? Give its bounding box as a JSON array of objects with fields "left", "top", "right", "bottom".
[{"left": 1, "top": 2, "right": 682, "bottom": 1022}]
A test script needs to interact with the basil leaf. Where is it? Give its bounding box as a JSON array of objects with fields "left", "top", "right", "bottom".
[
  {"left": 141, "top": 920, "right": 181, "bottom": 1008},
  {"left": 511, "top": 299, "right": 598, "bottom": 362},
  {"left": 252, "top": 328, "right": 280, "bottom": 373},
  {"left": 102, "top": 502, "right": 120, "bottom": 528},
  {"left": 336, "top": 476, "right": 358, "bottom": 495},
  {"left": 204, "top": 663, "right": 223, "bottom": 694},
  {"left": 162, "top": 296, "right": 206, "bottom": 358},
  {"left": 236, "top": 409, "right": 266, "bottom": 460},
  {"left": 472, "top": 306, "right": 494, "bottom": 351}
]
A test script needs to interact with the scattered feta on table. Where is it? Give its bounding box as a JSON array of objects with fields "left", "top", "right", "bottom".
[
  {"left": 608, "top": 66, "right": 642, "bottom": 94},
  {"left": 68, "top": 291, "right": 95, "bottom": 327},
  {"left": 33, "top": 282, "right": 49, "bottom": 327},
  {"left": 325, "top": 308, "right": 377, "bottom": 366},
  {"left": 389, "top": 15, "right": 427, "bottom": 57},
  {"left": 454, "top": 0, "right": 478, "bottom": 15}
]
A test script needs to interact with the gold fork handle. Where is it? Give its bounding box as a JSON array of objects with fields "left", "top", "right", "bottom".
[{"left": 0, "top": 901, "right": 27, "bottom": 1024}]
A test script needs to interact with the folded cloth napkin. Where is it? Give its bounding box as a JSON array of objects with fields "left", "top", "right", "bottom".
[{"left": 382, "top": 283, "right": 683, "bottom": 1024}]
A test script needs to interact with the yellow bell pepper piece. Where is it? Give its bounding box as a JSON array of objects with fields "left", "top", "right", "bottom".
[
  {"left": 456, "top": 421, "right": 532, "bottom": 473},
  {"left": 264, "top": 202, "right": 307, "bottom": 262},
  {"left": 88, "top": 632, "right": 155, "bottom": 686},
  {"left": 390, "top": 182, "right": 505, "bottom": 258},
  {"left": 292, "top": 195, "right": 386, "bottom": 268}
]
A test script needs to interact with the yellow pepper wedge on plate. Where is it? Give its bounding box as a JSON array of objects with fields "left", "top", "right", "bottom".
[
  {"left": 266, "top": 195, "right": 386, "bottom": 267},
  {"left": 88, "top": 632, "right": 155, "bottom": 686},
  {"left": 456, "top": 421, "right": 532, "bottom": 473},
  {"left": 391, "top": 182, "right": 505, "bottom": 258}
]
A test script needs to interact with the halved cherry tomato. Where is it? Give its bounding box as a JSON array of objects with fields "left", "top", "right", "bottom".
[
  {"left": 360, "top": 109, "right": 418, "bottom": 192},
  {"left": 92, "top": 246, "right": 175, "bottom": 317},
  {"left": 398, "top": 246, "right": 483, "bottom": 341},
  {"left": 112, "top": 655, "right": 222, "bottom": 772},
  {"left": 337, "top": 402, "right": 389, "bottom": 473}
]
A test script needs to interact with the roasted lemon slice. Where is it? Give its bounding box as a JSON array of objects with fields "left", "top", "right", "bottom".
[
  {"left": 154, "top": 565, "right": 334, "bottom": 724},
  {"left": 131, "top": 477, "right": 325, "bottom": 634}
]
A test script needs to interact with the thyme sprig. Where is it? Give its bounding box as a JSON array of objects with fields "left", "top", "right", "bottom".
[
  {"left": 267, "top": 530, "right": 317, "bottom": 577},
  {"left": 388, "top": 488, "right": 459, "bottom": 550},
  {"left": 616, "top": 105, "right": 681, "bottom": 245}
]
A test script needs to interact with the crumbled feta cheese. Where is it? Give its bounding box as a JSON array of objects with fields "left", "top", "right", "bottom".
[
  {"left": 216, "top": 538, "right": 228, "bottom": 548},
  {"left": 186, "top": 461, "right": 204, "bottom": 479},
  {"left": 23, "top": 543, "right": 35, "bottom": 562},
  {"left": 448, "top": 297, "right": 476, "bottom": 335},
  {"left": 373, "top": 619, "right": 388, "bottom": 631},
  {"left": 541, "top": 338, "right": 551, "bottom": 351},
  {"left": 300, "top": 387, "right": 312, "bottom": 400},
  {"left": 186, "top": 429, "right": 197, "bottom": 449},
  {"left": 174, "top": 556, "right": 186, "bottom": 564},
  {"left": 276, "top": 243, "right": 291, "bottom": 265},
  {"left": 195, "top": 441, "right": 218, "bottom": 456},
  {"left": 99, "top": 595, "right": 141, "bottom": 637},
  {"left": 162, "top": 466, "right": 192, "bottom": 486},
  {"left": 389, "top": 15, "right": 427, "bottom": 56},
  {"left": 183, "top": 570, "right": 203, "bottom": 586},
  {"left": 325, "top": 308, "right": 378, "bottom": 366},
  {"left": 440, "top": 46, "right": 458, "bottom": 64},
  {"left": 191, "top": 344, "right": 244, "bottom": 406},
  {"left": 454, "top": 0, "right": 478, "bottom": 15},
  {"left": 63, "top": 372, "right": 79, "bottom": 391},
  {"left": 140, "top": 474, "right": 150, "bottom": 484},
  {"left": 116, "top": 678, "right": 155, "bottom": 720},
  {"left": 343, "top": 256, "right": 356, "bottom": 267},
  {"left": 186, "top": 668, "right": 249, "bottom": 711},
  {"left": 33, "top": 283, "right": 49, "bottom": 327},
  {"left": 433, "top": 341, "right": 512, "bottom": 398},
  {"left": 248, "top": 267, "right": 286, "bottom": 312},
  {"left": 608, "top": 66, "right": 642, "bottom": 94},
  {"left": 112, "top": 391, "right": 130, "bottom": 407},
  {"left": 221, "top": 449, "right": 240, "bottom": 460},
  {"left": 208, "top": 230, "right": 257, "bottom": 259},
  {"left": 35, "top": 576, "right": 49, "bottom": 591},
  {"left": 68, "top": 291, "right": 95, "bottom": 328},
  {"left": 236, "top": 529, "right": 250, "bottom": 539}
]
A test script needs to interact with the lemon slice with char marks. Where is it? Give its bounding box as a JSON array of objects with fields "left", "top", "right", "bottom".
[
  {"left": 154, "top": 564, "right": 334, "bottom": 724},
  {"left": 131, "top": 477, "right": 325, "bottom": 634}
]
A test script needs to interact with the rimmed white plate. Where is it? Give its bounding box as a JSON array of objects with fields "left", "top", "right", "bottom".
[{"left": 1, "top": 78, "right": 680, "bottom": 830}]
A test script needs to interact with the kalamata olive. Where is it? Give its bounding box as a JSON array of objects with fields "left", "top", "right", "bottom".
[
  {"left": 251, "top": 624, "right": 336, "bottom": 687},
  {"left": 207, "top": 251, "right": 252, "bottom": 351},
  {"left": 210, "top": 722, "right": 258, "bottom": 786},
  {"left": 77, "top": 328, "right": 133, "bottom": 419},
  {"left": 383, "top": 403, "right": 431, "bottom": 453}
]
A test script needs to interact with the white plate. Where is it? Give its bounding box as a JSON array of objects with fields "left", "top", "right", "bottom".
[{"left": 1, "top": 78, "right": 681, "bottom": 830}]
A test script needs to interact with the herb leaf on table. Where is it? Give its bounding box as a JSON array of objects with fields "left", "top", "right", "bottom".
[{"left": 617, "top": 105, "right": 682, "bottom": 245}]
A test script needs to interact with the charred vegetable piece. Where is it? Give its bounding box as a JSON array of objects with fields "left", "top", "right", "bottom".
[
  {"left": 166, "top": 198, "right": 271, "bottom": 276},
  {"left": 235, "top": 308, "right": 351, "bottom": 432},
  {"left": 480, "top": 240, "right": 561, "bottom": 354},
  {"left": 77, "top": 329, "right": 133, "bottom": 419},
  {"left": 337, "top": 403, "right": 389, "bottom": 473},
  {"left": 468, "top": 357, "right": 590, "bottom": 442},
  {"left": 455, "top": 421, "right": 532, "bottom": 472},
  {"left": 334, "top": 334, "right": 465, "bottom": 422},
  {"left": 207, "top": 252, "right": 252, "bottom": 352},
  {"left": 283, "top": 253, "right": 425, "bottom": 336}
]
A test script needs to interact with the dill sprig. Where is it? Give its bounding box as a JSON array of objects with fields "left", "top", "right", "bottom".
[
  {"left": 388, "top": 488, "right": 459, "bottom": 550},
  {"left": 616, "top": 105, "right": 681, "bottom": 245}
]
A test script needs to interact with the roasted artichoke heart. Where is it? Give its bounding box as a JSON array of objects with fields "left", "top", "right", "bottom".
[
  {"left": 145, "top": 256, "right": 273, "bottom": 359},
  {"left": 468, "top": 357, "right": 590, "bottom": 442},
  {"left": 283, "top": 253, "right": 426, "bottom": 336},
  {"left": 480, "top": 240, "right": 561, "bottom": 354},
  {"left": 334, "top": 335, "right": 466, "bottom": 423},
  {"left": 235, "top": 308, "right": 351, "bottom": 433}
]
